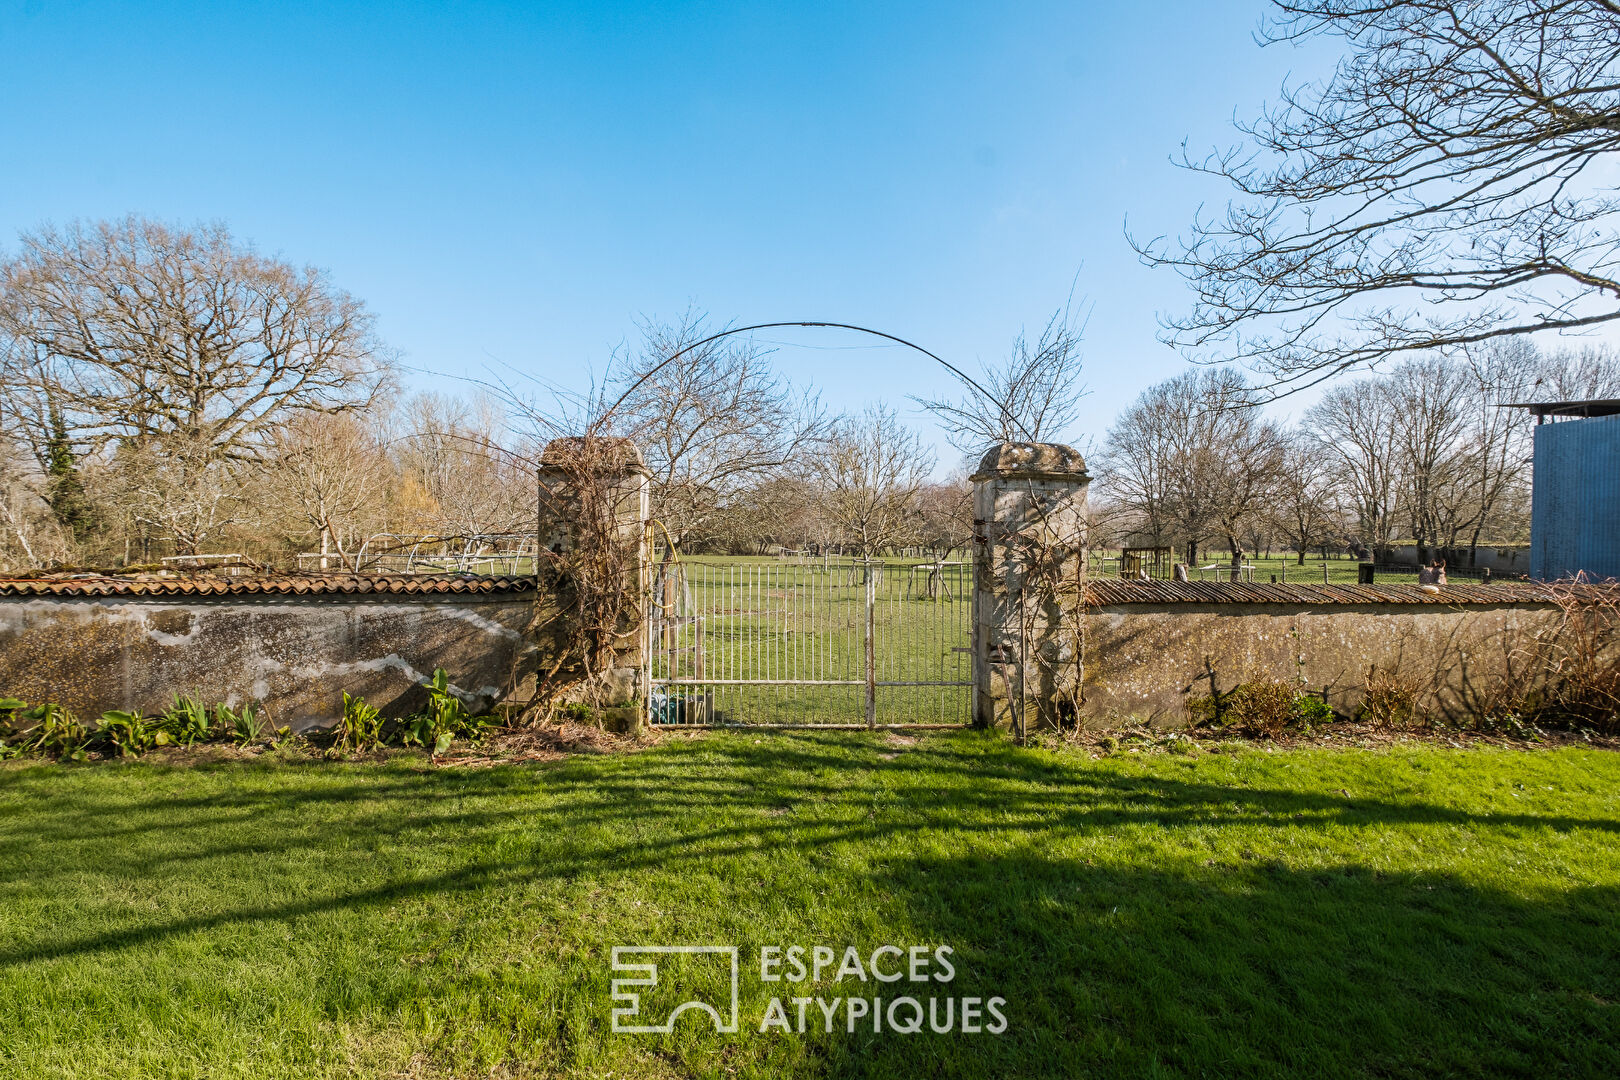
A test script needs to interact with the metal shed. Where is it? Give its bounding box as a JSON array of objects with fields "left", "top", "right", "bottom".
[{"left": 1506, "top": 399, "right": 1620, "bottom": 582}]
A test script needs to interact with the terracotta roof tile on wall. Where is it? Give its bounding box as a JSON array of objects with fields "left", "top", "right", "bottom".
[
  {"left": 0, "top": 574, "right": 537, "bottom": 599},
  {"left": 1083, "top": 580, "right": 1562, "bottom": 606},
  {"left": 0, "top": 573, "right": 1574, "bottom": 606}
]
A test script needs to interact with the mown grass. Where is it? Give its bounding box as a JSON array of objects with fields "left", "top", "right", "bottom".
[{"left": 0, "top": 731, "right": 1615, "bottom": 1079}]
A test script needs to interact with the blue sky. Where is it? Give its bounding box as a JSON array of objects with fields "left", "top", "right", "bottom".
[{"left": 1, "top": 0, "right": 1327, "bottom": 465}]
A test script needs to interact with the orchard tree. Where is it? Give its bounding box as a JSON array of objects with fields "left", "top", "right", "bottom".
[
  {"left": 916, "top": 307, "right": 1087, "bottom": 455},
  {"left": 815, "top": 405, "right": 933, "bottom": 559},
  {"left": 615, "top": 311, "right": 828, "bottom": 549}
]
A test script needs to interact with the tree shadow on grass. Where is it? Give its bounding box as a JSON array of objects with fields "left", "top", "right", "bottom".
[
  {"left": 816, "top": 854, "right": 1620, "bottom": 1079},
  {"left": 2, "top": 730, "right": 1611, "bottom": 861},
  {"left": 0, "top": 733, "right": 1615, "bottom": 1077}
]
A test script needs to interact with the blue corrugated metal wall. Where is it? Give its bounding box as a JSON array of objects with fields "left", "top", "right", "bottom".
[{"left": 1530, "top": 413, "right": 1620, "bottom": 581}]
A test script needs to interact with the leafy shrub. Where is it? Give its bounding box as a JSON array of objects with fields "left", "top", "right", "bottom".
[
  {"left": 159, "top": 694, "right": 212, "bottom": 747},
  {"left": 0, "top": 697, "right": 28, "bottom": 758},
  {"left": 13, "top": 702, "right": 93, "bottom": 759},
  {"left": 400, "top": 669, "right": 484, "bottom": 754},
  {"left": 214, "top": 702, "right": 267, "bottom": 746},
  {"left": 554, "top": 702, "right": 595, "bottom": 724},
  {"left": 1297, "top": 694, "right": 1334, "bottom": 728},
  {"left": 97, "top": 709, "right": 166, "bottom": 757},
  {"left": 337, "top": 692, "right": 383, "bottom": 752}
]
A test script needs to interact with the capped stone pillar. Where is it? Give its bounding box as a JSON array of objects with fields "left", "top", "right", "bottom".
[
  {"left": 536, "top": 437, "right": 650, "bottom": 559},
  {"left": 971, "top": 442, "right": 1090, "bottom": 733},
  {"left": 534, "top": 437, "right": 650, "bottom": 721}
]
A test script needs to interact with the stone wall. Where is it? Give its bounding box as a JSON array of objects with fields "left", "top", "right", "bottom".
[
  {"left": 0, "top": 574, "right": 1579, "bottom": 734},
  {"left": 1078, "top": 582, "right": 1566, "bottom": 728},
  {"left": 0, "top": 578, "right": 537, "bottom": 731}
]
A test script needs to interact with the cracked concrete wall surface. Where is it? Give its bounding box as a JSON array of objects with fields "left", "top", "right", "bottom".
[
  {"left": 971, "top": 441, "right": 1090, "bottom": 730},
  {"left": 1080, "top": 601, "right": 1563, "bottom": 728},
  {"left": 0, "top": 595, "right": 536, "bottom": 730}
]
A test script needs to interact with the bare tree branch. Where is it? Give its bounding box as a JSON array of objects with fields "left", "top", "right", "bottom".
[
  {"left": 914, "top": 305, "right": 1089, "bottom": 456},
  {"left": 1135, "top": 0, "right": 1620, "bottom": 393}
]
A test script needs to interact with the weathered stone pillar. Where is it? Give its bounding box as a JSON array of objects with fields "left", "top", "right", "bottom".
[
  {"left": 533, "top": 437, "right": 650, "bottom": 725},
  {"left": 971, "top": 442, "right": 1090, "bottom": 732}
]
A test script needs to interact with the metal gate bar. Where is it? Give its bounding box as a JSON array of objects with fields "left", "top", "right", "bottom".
[{"left": 647, "top": 557, "right": 972, "bottom": 727}]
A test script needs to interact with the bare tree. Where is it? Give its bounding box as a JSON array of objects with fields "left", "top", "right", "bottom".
[
  {"left": 915, "top": 308, "right": 1087, "bottom": 455},
  {"left": 814, "top": 405, "right": 933, "bottom": 558},
  {"left": 1305, "top": 347, "right": 1555, "bottom": 564},
  {"left": 1385, "top": 358, "right": 1475, "bottom": 559},
  {"left": 699, "top": 474, "right": 807, "bottom": 554},
  {"left": 1271, "top": 435, "right": 1340, "bottom": 563},
  {"left": 262, "top": 412, "right": 389, "bottom": 569},
  {"left": 111, "top": 437, "right": 244, "bottom": 556},
  {"left": 1457, "top": 337, "right": 1541, "bottom": 559},
  {"left": 1100, "top": 368, "right": 1284, "bottom": 566},
  {"left": 0, "top": 217, "right": 392, "bottom": 459},
  {"left": 1094, "top": 384, "right": 1178, "bottom": 553},
  {"left": 1305, "top": 376, "right": 1405, "bottom": 559},
  {"left": 1532, "top": 342, "right": 1620, "bottom": 400},
  {"left": 1138, "top": 0, "right": 1620, "bottom": 390},
  {"left": 1195, "top": 377, "right": 1289, "bottom": 562},
  {"left": 394, "top": 392, "right": 532, "bottom": 540},
  {"left": 915, "top": 476, "right": 975, "bottom": 560},
  {"left": 615, "top": 312, "right": 829, "bottom": 549}
]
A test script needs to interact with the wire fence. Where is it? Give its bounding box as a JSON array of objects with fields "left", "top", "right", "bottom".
[{"left": 1090, "top": 550, "right": 1521, "bottom": 585}]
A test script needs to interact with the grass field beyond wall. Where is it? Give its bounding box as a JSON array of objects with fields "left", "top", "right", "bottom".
[{"left": 1, "top": 733, "right": 1616, "bottom": 1079}]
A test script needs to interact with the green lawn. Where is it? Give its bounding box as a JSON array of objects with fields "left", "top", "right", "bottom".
[{"left": 1, "top": 732, "right": 1615, "bottom": 1079}]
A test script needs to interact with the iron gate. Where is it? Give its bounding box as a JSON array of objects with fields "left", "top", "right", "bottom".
[{"left": 646, "top": 555, "right": 973, "bottom": 727}]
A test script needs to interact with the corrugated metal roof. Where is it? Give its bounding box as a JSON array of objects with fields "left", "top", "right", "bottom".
[
  {"left": 1083, "top": 580, "right": 1561, "bottom": 606},
  {"left": 1501, "top": 398, "right": 1620, "bottom": 419},
  {"left": 0, "top": 574, "right": 536, "bottom": 599}
]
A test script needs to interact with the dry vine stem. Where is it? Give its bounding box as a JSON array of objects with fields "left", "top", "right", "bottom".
[
  {"left": 529, "top": 433, "right": 648, "bottom": 710},
  {"left": 1004, "top": 475, "right": 1088, "bottom": 740},
  {"left": 1514, "top": 579, "right": 1620, "bottom": 733}
]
